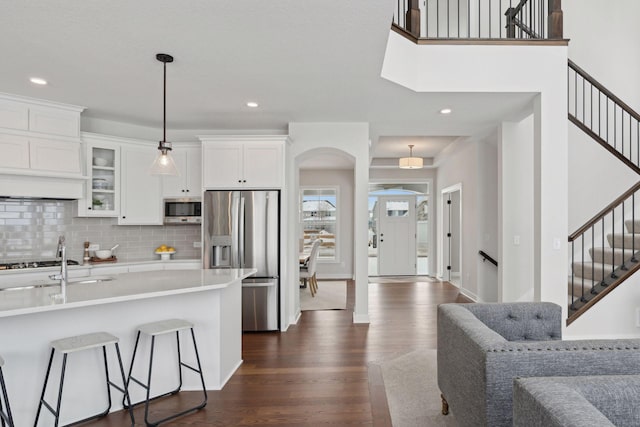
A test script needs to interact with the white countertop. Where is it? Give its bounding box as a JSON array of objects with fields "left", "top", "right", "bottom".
[{"left": 0, "top": 268, "right": 256, "bottom": 318}]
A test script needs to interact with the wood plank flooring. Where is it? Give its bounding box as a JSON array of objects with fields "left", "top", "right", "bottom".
[{"left": 86, "top": 278, "right": 468, "bottom": 426}]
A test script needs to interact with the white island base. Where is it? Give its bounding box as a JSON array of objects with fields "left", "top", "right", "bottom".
[{"left": 0, "top": 268, "right": 255, "bottom": 427}]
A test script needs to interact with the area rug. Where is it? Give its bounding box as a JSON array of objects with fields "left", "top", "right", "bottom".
[
  {"left": 300, "top": 280, "right": 347, "bottom": 311},
  {"left": 370, "top": 349, "right": 458, "bottom": 427}
]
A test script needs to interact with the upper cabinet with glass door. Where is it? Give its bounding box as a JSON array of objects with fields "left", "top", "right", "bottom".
[{"left": 73, "top": 134, "right": 120, "bottom": 217}]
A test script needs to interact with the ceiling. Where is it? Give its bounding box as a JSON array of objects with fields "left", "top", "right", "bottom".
[{"left": 0, "top": 0, "right": 534, "bottom": 168}]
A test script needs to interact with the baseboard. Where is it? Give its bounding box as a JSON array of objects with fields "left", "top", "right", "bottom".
[{"left": 212, "top": 358, "right": 243, "bottom": 390}]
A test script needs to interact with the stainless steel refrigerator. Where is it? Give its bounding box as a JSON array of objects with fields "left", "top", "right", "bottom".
[{"left": 203, "top": 190, "right": 279, "bottom": 331}]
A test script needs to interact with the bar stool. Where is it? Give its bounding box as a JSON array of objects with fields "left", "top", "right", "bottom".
[
  {"left": 0, "top": 356, "right": 14, "bottom": 427},
  {"left": 125, "top": 319, "right": 207, "bottom": 426},
  {"left": 34, "top": 332, "right": 134, "bottom": 427}
]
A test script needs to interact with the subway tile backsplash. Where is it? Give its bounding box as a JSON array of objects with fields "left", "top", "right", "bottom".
[{"left": 0, "top": 200, "right": 201, "bottom": 263}]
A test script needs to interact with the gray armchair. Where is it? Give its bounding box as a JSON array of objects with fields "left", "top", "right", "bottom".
[
  {"left": 513, "top": 375, "right": 640, "bottom": 427},
  {"left": 437, "top": 302, "right": 640, "bottom": 427}
]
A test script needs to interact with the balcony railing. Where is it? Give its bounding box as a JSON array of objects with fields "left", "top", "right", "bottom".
[{"left": 393, "top": 0, "right": 563, "bottom": 40}]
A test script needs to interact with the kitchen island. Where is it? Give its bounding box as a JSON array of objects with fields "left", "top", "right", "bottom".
[{"left": 0, "top": 268, "right": 255, "bottom": 427}]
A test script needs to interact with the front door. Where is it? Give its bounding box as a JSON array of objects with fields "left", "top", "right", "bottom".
[{"left": 377, "top": 195, "right": 417, "bottom": 276}]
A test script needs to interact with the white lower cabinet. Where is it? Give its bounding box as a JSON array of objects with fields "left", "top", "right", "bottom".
[{"left": 119, "top": 145, "right": 163, "bottom": 225}]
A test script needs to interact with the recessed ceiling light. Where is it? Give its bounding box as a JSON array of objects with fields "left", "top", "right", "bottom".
[
  {"left": 30, "top": 77, "right": 48, "bottom": 85},
  {"left": 439, "top": 108, "right": 452, "bottom": 115},
  {"left": 247, "top": 101, "right": 259, "bottom": 108}
]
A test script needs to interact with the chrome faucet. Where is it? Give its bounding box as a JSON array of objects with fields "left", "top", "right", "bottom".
[{"left": 49, "top": 236, "right": 68, "bottom": 300}]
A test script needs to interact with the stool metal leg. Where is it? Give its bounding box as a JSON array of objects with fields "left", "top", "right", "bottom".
[
  {"left": 34, "top": 348, "right": 55, "bottom": 426},
  {"left": 0, "top": 366, "right": 14, "bottom": 427},
  {"left": 36, "top": 343, "right": 135, "bottom": 427},
  {"left": 113, "top": 343, "right": 135, "bottom": 426},
  {"left": 127, "top": 326, "right": 208, "bottom": 426}
]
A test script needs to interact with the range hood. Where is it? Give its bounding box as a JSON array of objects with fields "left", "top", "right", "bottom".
[{"left": 0, "top": 171, "right": 86, "bottom": 200}]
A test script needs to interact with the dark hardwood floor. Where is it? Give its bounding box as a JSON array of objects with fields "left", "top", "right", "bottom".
[{"left": 88, "top": 278, "right": 468, "bottom": 426}]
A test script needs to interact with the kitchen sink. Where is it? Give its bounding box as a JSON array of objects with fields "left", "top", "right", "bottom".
[
  {"left": 0, "top": 276, "right": 114, "bottom": 291},
  {"left": 68, "top": 276, "right": 114, "bottom": 285}
]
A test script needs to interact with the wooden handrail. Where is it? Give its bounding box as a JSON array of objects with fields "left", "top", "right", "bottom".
[
  {"left": 568, "top": 181, "right": 640, "bottom": 241},
  {"left": 569, "top": 59, "right": 640, "bottom": 124}
]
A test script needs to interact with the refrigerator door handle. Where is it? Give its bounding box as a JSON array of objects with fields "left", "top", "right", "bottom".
[{"left": 239, "top": 195, "right": 245, "bottom": 268}]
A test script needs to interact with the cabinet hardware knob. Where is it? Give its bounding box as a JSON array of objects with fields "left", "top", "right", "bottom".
[{"left": 243, "top": 180, "right": 247, "bottom": 183}]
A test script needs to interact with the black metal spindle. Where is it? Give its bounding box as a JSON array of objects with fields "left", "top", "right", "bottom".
[
  {"left": 591, "top": 225, "right": 595, "bottom": 294},
  {"left": 570, "top": 240, "right": 575, "bottom": 309},
  {"left": 581, "top": 236, "right": 586, "bottom": 302},
  {"left": 633, "top": 193, "right": 638, "bottom": 262},
  {"left": 468, "top": 0, "right": 471, "bottom": 38},
  {"left": 602, "top": 218, "right": 606, "bottom": 286},
  {"left": 437, "top": 0, "right": 440, "bottom": 36},
  {"left": 582, "top": 75, "right": 585, "bottom": 122},
  {"left": 611, "top": 210, "right": 617, "bottom": 279},
  {"left": 621, "top": 201, "right": 627, "bottom": 270}
]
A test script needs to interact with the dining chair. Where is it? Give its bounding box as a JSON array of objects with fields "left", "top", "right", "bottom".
[{"left": 300, "top": 239, "right": 322, "bottom": 297}]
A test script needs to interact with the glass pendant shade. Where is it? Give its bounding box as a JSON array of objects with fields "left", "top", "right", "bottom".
[
  {"left": 398, "top": 144, "right": 423, "bottom": 169},
  {"left": 150, "top": 143, "right": 179, "bottom": 175}
]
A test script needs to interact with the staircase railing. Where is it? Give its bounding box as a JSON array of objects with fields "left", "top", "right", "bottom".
[
  {"left": 568, "top": 60, "right": 640, "bottom": 175},
  {"left": 567, "top": 59, "right": 640, "bottom": 324},
  {"left": 567, "top": 181, "right": 640, "bottom": 323},
  {"left": 393, "top": 0, "right": 562, "bottom": 39}
]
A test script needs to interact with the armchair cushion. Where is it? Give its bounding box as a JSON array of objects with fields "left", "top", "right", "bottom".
[{"left": 437, "top": 302, "right": 640, "bottom": 427}]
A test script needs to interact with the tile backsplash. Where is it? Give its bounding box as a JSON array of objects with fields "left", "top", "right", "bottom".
[{"left": 0, "top": 199, "right": 201, "bottom": 263}]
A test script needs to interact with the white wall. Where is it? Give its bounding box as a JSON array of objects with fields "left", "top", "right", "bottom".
[
  {"left": 499, "top": 115, "right": 535, "bottom": 302},
  {"left": 299, "top": 169, "right": 354, "bottom": 279},
  {"left": 383, "top": 35, "right": 568, "bottom": 315},
  {"left": 289, "top": 123, "right": 370, "bottom": 324},
  {"left": 476, "top": 136, "right": 499, "bottom": 302},
  {"left": 437, "top": 138, "right": 498, "bottom": 302}
]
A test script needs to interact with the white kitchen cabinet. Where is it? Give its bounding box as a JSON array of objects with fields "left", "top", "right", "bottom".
[
  {"left": 0, "top": 133, "right": 83, "bottom": 175},
  {"left": 74, "top": 135, "right": 120, "bottom": 217},
  {"left": 0, "top": 94, "right": 85, "bottom": 185},
  {"left": 0, "top": 134, "right": 29, "bottom": 169},
  {"left": 29, "top": 137, "right": 82, "bottom": 174},
  {"left": 0, "top": 94, "right": 82, "bottom": 137},
  {"left": 201, "top": 136, "right": 286, "bottom": 189},
  {"left": 162, "top": 145, "right": 202, "bottom": 198},
  {"left": 120, "top": 144, "right": 163, "bottom": 225}
]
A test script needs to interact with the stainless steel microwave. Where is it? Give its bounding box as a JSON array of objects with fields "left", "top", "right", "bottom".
[{"left": 163, "top": 198, "right": 201, "bottom": 224}]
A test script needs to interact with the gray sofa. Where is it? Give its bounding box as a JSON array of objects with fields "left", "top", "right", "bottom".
[
  {"left": 513, "top": 375, "right": 640, "bottom": 427},
  {"left": 437, "top": 302, "right": 640, "bottom": 427}
]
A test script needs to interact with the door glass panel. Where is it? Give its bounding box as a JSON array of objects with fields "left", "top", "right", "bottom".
[{"left": 385, "top": 200, "right": 409, "bottom": 217}]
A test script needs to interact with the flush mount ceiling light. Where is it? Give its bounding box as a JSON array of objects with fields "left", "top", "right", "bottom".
[
  {"left": 439, "top": 108, "right": 452, "bottom": 115},
  {"left": 150, "top": 53, "right": 179, "bottom": 176},
  {"left": 399, "top": 144, "right": 423, "bottom": 169},
  {"left": 246, "top": 101, "right": 259, "bottom": 108},
  {"left": 30, "top": 77, "right": 47, "bottom": 85}
]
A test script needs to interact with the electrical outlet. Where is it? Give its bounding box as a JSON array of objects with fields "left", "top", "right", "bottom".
[
  {"left": 88, "top": 244, "right": 100, "bottom": 251},
  {"left": 193, "top": 241, "right": 202, "bottom": 248}
]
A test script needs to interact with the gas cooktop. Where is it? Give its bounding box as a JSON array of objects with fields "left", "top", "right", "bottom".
[{"left": 0, "top": 260, "right": 80, "bottom": 270}]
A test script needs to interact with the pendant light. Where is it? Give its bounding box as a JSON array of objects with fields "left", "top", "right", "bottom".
[
  {"left": 398, "top": 144, "right": 423, "bottom": 169},
  {"left": 150, "top": 53, "right": 179, "bottom": 176}
]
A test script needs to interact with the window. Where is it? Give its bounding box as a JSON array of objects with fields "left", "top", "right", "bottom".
[{"left": 300, "top": 187, "right": 338, "bottom": 261}]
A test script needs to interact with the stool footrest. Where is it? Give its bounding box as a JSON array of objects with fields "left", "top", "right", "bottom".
[{"left": 180, "top": 361, "right": 202, "bottom": 374}]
